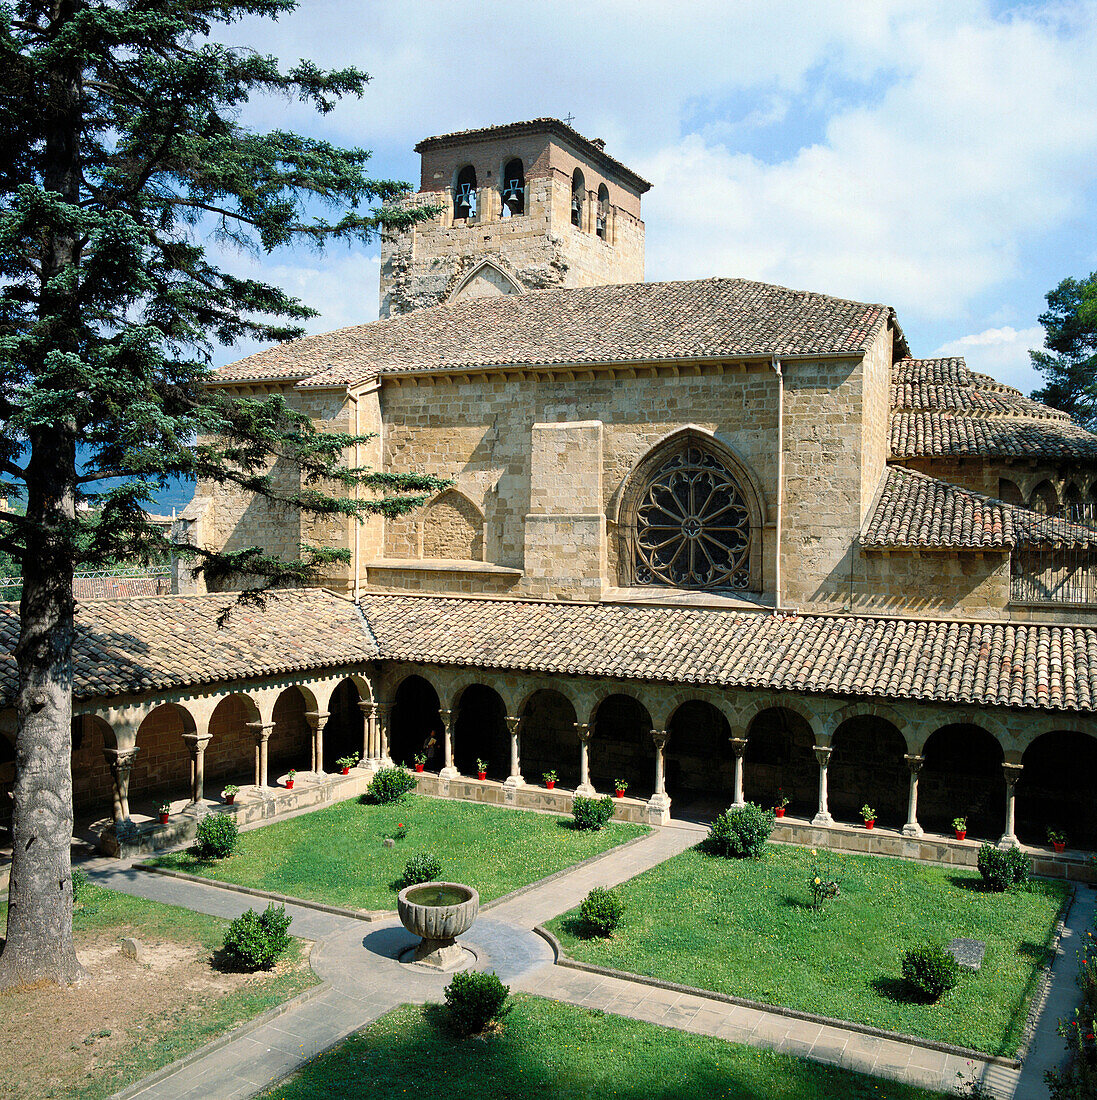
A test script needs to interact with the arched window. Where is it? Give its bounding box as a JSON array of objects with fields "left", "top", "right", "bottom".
[
  {"left": 596, "top": 183, "right": 609, "bottom": 239},
  {"left": 454, "top": 165, "right": 477, "bottom": 220},
  {"left": 571, "top": 168, "right": 585, "bottom": 228},
  {"left": 501, "top": 158, "right": 524, "bottom": 217},
  {"left": 633, "top": 445, "right": 752, "bottom": 590}
]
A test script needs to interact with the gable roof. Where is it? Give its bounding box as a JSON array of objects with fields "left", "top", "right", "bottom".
[{"left": 214, "top": 278, "right": 901, "bottom": 387}]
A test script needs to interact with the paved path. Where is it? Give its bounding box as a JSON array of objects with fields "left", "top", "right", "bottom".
[{"left": 93, "top": 825, "right": 1092, "bottom": 1100}]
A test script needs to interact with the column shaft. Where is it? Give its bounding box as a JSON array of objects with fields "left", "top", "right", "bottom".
[
  {"left": 811, "top": 745, "right": 834, "bottom": 826},
  {"left": 439, "top": 708, "right": 458, "bottom": 779},
  {"left": 503, "top": 716, "right": 524, "bottom": 788},
  {"left": 1000, "top": 763, "right": 1023, "bottom": 849},
  {"left": 728, "top": 736, "right": 748, "bottom": 809},
  {"left": 104, "top": 747, "right": 138, "bottom": 823},
  {"left": 902, "top": 754, "right": 924, "bottom": 838},
  {"left": 575, "top": 723, "right": 595, "bottom": 796}
]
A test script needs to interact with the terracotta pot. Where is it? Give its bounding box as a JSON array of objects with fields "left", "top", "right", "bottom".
[
  {"left": 415, "top": 763, "right": 424, "bottom": 773},
  {"left": 545, "top": 780, "right": 555, "bottom": 790},
  {"left": 955, "top": 829, "right": 966, "bottom": 840},
  {"left": 1053, "top": 841, "right": 1066, "bottom": 853},
  {"left": 285, "top": 779, "right": 294, "bottom": 789},
  {"left": 477, "top": 771, "right": 487, "bottom": 781},
  {"left": 341, "top": 767, "right": 350, "bottom": 775},
  {"left": 615, "top": 789, "right": 625, "bottom": 798},
  {"left": 864, "top": 819, "right": 875, "bottom": 830},
  {"left": 774, "top": 806, "right": 786, "bottom": 818},
  {"left": 158, "top": 812, "right": 169, "bottom": 824},
  {"left": 225, "top": 794, "right": 235, "bottom": 805}
]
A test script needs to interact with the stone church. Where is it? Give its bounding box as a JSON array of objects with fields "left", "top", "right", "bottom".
[{"left": 6, "top": 119, "right": 1097, "bottom": 872}]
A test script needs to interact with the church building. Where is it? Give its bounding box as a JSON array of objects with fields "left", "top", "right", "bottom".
[{"left": 8, "top": 119, "right": 1097, "bottom": 872}]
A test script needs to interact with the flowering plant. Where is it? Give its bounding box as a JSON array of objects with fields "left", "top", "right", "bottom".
[
  {"left": 476, "top": 758, "right": 489, "bottom": 773},
  {"left": 774, "top": 788, "right": 789, "bottom": 808},
  {"left": 808, "top": 848, "right": 841, "bottom": 909},
  {"left": 860, "top": 804, "right": 876, "bottom": 822}
]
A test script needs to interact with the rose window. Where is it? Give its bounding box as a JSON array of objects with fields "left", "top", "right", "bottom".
[{"left": 633, "top": 446, "right": 751, "bottom": 589}]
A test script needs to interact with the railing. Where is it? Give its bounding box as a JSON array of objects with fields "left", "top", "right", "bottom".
[{"left": 1010, "top": 506, "right": 1097, "bottom": 605}]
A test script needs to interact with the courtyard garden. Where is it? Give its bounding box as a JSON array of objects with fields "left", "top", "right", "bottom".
[
  {"left": 149, "top": 793, "right": 648, "bottom": 911},
  {"left": 256, "top": 994, "right": 951, "bottom": 1100},
  {"left": 0, "top": 877, "right": 316, "bottom": 1100},
  {"left": 547, "top": 839, "right": 1067, "bottom": 1057}
]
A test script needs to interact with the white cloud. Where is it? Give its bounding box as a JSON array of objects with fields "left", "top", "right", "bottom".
[{"left": 930, "top": 325, "right": 1046, "bottom": 393}]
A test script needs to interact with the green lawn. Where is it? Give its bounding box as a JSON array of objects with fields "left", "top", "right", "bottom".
[
  {"left": 258, "top": 995, "right": 948, "bottom": 1100},
  {"left": 547, "top": 843, "right": 1066, "bottom": 1057},
  {"left": 0, "top": 882, "right": 316, "bottom": 1100},
  {"left": 149, "top": 794, "right": 648, "bottom": 910}
]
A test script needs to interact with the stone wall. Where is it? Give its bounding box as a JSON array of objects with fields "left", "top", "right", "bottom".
[
  {"left": 853, "top": 549, "right": 1011, "bottom": 618},
  {"left": 132, "top": 705, "right": 191, "bottom": 799},
  {"left": 72, "top": 716, "right": 114, "bottom": 816}
]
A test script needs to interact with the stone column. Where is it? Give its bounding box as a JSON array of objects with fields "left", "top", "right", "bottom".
[
  {"left": 104, "top": 746, "right": 138, "bottom": 823},
  {"left": 811, "top": 745, "right": 834, "bottom": 826},
  {"left": 646, "top": 729, "right": 672, "bottom": 821},
  {"left": 728, "top": 736, "right": 748, "bottom": 809},
  {"left": 375, "top": 702, "right": 394, "bottom": 766},
  {"left": 248, "top": 721, "right": 273, "bottom": 787},
  {"left": 438, "top": 708, "right": 458, "bottom": 779},
  {"left": 999, "top": 762, "right": 1023, "bottom": 849},
  {"left": 902, "top": 754, "right": 925, "bottom": 837},
  {"left": 575, "top": 722, "right": 595, "bottom": 796},
  {"left": 182, "top": 732, "right": 213, "bottom": 806},
  {"left": 304, "top": 711, "right": 330, "bottom": 775},
  {"left": 503, "top": 716, "right": 524, "bottom": 788},
  {"left": 359, "top": 701, "right": 377, "bottom": 766}
]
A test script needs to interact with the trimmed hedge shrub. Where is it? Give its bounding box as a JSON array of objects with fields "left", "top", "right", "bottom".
[
  {"left": 977, "top": 843, "right": 1029, "bottom": 891},
  {"left": 221, "top": 903, "right": 292, "bottom": 971},
  {"left": 572, "top": 795, "right": 615, "bottom": 831},
  {"left": 702, "top": 803, "right": 774, "bottom": 859},
  {"left": 195, "top": 812, "right": 239, "bottom": 859},
  {"left": 444, "top": 970, "right": 511, "bottom": 1036},
  {"left": 580, "top": 886, "right": 624, "bottom": 936},
  {"left": 400, "top": 852, "right": 441, "bottom": 887},
  {"left": 901, "top": 942, "right": 960, "bottom": 1001},
  {"left": 366, "top": 766, "right": 417, "bottom": 804}
]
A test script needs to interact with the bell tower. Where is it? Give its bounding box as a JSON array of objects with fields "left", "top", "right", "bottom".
[{"left": 379, "top": 118, "right": 650, "bottom": 317}]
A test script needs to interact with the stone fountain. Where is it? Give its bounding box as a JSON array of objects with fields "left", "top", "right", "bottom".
[{"left": 396, "top": 880, "right": 479, "bottom": 969}]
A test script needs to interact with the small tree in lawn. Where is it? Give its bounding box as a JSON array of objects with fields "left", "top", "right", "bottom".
[{"left": 0, "top": 0, "right": 443, "bottom": 990}]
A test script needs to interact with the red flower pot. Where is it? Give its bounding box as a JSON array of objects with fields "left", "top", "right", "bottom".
[
  {"left": 546, "top": 780, "right": 555, "bottom": 790},
  {"left": 955, "top": 829, "right": 966, "bottom": 841},
  {"left": 415, "top": 763, "right": 424, "bottom": 773},
  {"left": 341, "top": 767, "right": 350, "bottom": 775},
  {"left": 285, "top": 779, "right": 294, "bottom": 789},
  {"left": 478, "top": 771, "right": 487, "bottom": 781},
  {"left": 225, "top": 795, "right": 234, "bottom": 805},
  {"left": 864, "top": 820, "right": 875, "bottom": 830},
  {"left": 158, "top": 812, "right": 169, "bottom": 824},
  {"left": 1053, "top": 841, "right": 1066, "bottom": 853},
  {"left": 774, "top": 806, "right": 786, "bottom": 818},
  {"left": 615, "top": 789, "right": 625, "bottom": 798}
]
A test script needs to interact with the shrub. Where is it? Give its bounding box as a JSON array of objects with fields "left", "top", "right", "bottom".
[
  {"left": 901, "top": 942, "right": 959, "bottom": 1002},
  {"left": 400, "top": 852, "right": 441, "bottom": 887},
  {"left": 195, "top": 812, "right": 239, "bottom": 859},
  {"left": 444, "top": 970, "right": 511, "bottom": 1036},
  {"left": 221, "top": 904, "right": 292, "bottom": 971},
  {"left": 572, "top": 795, "right": 615, "bottom": 831},
  {"left": 580, "top": 886, "right": 624, "bottom": 936},
  {"left": 366, "top": 766, "right": 417, "bottom": 804},
  {"left": 977, "top": 843, "right": 1029, "bottom": 891},
  {"left": 702, "top": 803, "right": 774, "bottom": 859},
  {"left": 71, "top": 867, "right": 100, "bottom": 910}
]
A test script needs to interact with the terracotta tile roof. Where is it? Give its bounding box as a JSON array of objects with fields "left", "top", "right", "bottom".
[
  {"left": 359, "top": 594, "right": 1097, "bottom": 712},
  {"left": 863, "top": 466, "right": 1097, "bottom": 550},
  {"left": 73, "top": 574, "right": 171, "bottom": 600},
  {"left": 889, "top": 356, "right": 1097, "bottom": 459},
  {"left": 214, "top": 278, "right": 898, "bottom": 386},
  {"left": 0, "top": 590, "right": 377, "bottom": 704}
]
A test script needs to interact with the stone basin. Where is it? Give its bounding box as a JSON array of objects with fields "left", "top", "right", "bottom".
[{"left": 397, "top": 880, "right": 479, "bottom": 968}]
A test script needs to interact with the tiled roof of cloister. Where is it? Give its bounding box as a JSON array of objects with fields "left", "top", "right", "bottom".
[
  {"left": 212, "top": 278, "right": 901, "bottom": 385},
  {"left": 0, "top": 589, "right": 377, "bottom": 704},
  {"left": 863, "top": 466, "right": 1097, "bottom": 550},
  {"left": 359, "top": 594, "right": 1097, "bottom": 712}
]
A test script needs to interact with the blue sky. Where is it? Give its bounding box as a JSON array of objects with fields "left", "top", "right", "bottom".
[{"left": 207, "top": 0, "right": 1097, "bottom": 397}]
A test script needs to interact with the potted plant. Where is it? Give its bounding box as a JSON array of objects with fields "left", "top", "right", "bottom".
[
  {"left": 157, "top": 801, "right": 170, "bottom": 825},
  {"left": 774, "top": 788, "right": 790, "bottom": 818},
  {"left": 413, "top": 753, "right": 426, "bottom": 773},
  {"left": 543, "top": 770, "right": 557, "bottom": 790},
  {"left": 336, "top": 754, "right": 358, "bottom": 776},
  {"left": 285, "top": 769, "right": 296, "bottom": 790},
  {"left": 614, "top": 779, "right": 628, "bottom": 798},
  {"left": 861, "top": 804, "right": 876, "bottom": 830},
  {"left": 952, "top": 815, "right": 967, "bottom": 841},
  {"left": 1048, "top": 828, "right": 1067, "bottom": 853},
  {"left": 223, "top": 784, "right": 240, "bottom": 806},
  {"left": 476, "top": 758, "right": 488, "bottom": 781}
]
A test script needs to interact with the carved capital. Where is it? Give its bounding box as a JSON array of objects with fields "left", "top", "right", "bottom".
[
  {"left": 505, "top": 715, "right": 521, "bottom": 737},
  {"left": 303, "top": 711, "right": 329, "bottom": 733},
  {"left": 437, "top": 708, "right": 452, "bottom": 732},
  {"left": 574, "top": 722, "right": 593, "bottom": 744},
  {"left": 813, "top": 745, "right": 833, "bottom": 768},
  {"left": 246, "top": 720, "right": 274, "bottom": 743},
  {"left": 1002, "top": 762, "right": 1023, "bottom": 788},
  {"left": 103, "top": 746, "right": 139, "bottom": 776},
  {"left": 904, "top": 753, "right": 925, "bottom": 775},
  {"left": 728, "top": 736, "right": 748, "bottom": 759},
  {"left": 650, "top": 728, "right": 669, "bottom": 750},
  {"left": 358, "top": 700, "right": 377, "bottom": 720}
]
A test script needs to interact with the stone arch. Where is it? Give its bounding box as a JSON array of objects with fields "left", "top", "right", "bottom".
[
  {"left": 519, "top": 688, "right": 579, "bottom": 790},
  {"left": 206, "top": 693, "right": 261, "bottom": 787},
  {"left": 132, "top": 702, "right": 197, "bottom": 804},
  {"left": 571, "top": 167, "right": 585, "bottom": 228},
  {"left": 420, "top": 488, "right": 485, "bottom": 560},
  {"left": 920, "top": 723, "right": 1005, "bottom": 839},
  {"left": 1018, "top": 729, "right": 1097, "bottom": 848},
  {"left": 589, "top": 692, "right": 655, "bottom": 797},
  {"left": 270, "top": 686, "right": 313, "bottom": 777},
  {"left": 449, "top": 259, "right": 524, "bottom": 305},
  {"left": 665, "top": 700, "right": 733, "bottom": 813},
  {"left": 1028, "top": 479, "right": 1060, "bottom": 515},
  {"left": 72, "top": 713, "right": 116, "bottom": 817},
  {"left": 453, "top": 163, "right": 477, "bottom": 220},
  {"left": 737, "top": 692, "right": 821, "bottom": 739},
  {"left": 821, "top": 702, "right": 913, "bottom": 749},
  {"left": 324, "top": 677, "right": 366, "bottom": 771},
  {"left": 500, "top": 157, "right": 525, "bottom": 217},
  {"left": 596, "top": 183, "right": 610, "bottom": 239},
  {"left": 390, "top": 673, "right": 443, "bottom": 769},
  {"left": 828, "top": 715, "right": 908, "bottom": 827},
  {"left": 997, "top": 477, "right": 1025, "bottom": 506},
  {"left": 453, "top": 682, "right": 510, "bottom": 780},
  {"left": 743, "top": 706, "right": 817, "bottom": 815}
]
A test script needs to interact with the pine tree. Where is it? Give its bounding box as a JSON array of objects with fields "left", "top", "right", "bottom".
[
  {"left": 1030, "top": 272, "right": 1097, "bottom": 430},
  {"left": 0, "top": 0, "right": 443, "bottom": 989}
]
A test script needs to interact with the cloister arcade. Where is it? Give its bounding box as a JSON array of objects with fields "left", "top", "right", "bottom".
[{"left": 4, "top": 660, "right": 1095, "bottom": 853}]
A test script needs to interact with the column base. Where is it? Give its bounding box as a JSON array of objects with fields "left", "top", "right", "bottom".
[
  {"left": 811, "top": 811, "right": 834, "bottom": 827},
  {"left": 901, "top": 822, "right": 924, "bottom": 838},
  {"left": 730, "top": 799, "right": 746, "bottom": 810},
  {"left": 184, "top": 801, "right": 210, "bottom": 818},
  {"left": 439, "top": 766, "right": 459, "bottom": 780},
  {"left": 998, "top": 833, "right": 1021, "bottom": 850},
  {"left": 502, "top": 774, "right": 525, "bottom": 789},
  {"left": 645, "top": 792, "right": 672, "bottom": 825},
  {"left": 575, "top": 783, "right": 596, "bottom": 797}
]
